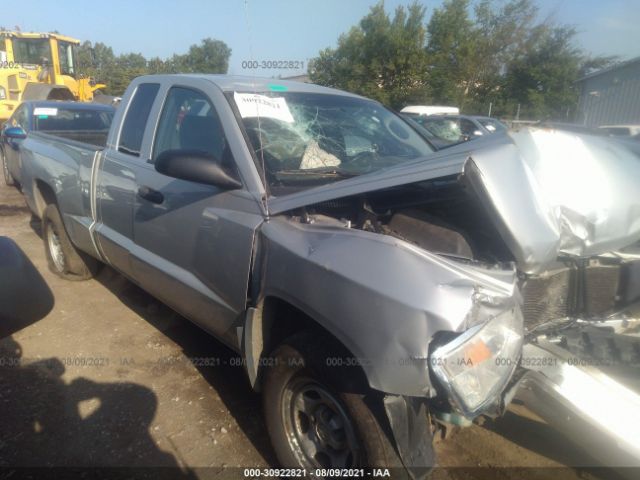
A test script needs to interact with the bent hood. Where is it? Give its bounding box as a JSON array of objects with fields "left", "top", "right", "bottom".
[{"left": 268, "top": 128, "right": 640, "bottom": 274}]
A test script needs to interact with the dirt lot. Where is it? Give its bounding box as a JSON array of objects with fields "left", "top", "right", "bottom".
[{"left": 0, "top": 182, "right": 604, "bottom": 479}]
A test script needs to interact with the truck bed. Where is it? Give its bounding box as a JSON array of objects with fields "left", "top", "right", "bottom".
[{"left": 19, "top": 131, "right": 103, "bottom": 260}]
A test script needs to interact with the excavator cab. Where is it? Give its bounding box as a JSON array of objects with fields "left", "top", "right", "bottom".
[{"left": 0, "top": 32, "right": 106, "bottom": 121}]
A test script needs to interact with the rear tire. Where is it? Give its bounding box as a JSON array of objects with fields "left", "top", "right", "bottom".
[
  {"left": 42, "top": 204, "right": 100, "bottom": 280},
  {"left": 262, "top": 332, "right": 405, "bottom": 475},
  {"left": 1, "top": 148, "right": 15, "bottom": 187}
]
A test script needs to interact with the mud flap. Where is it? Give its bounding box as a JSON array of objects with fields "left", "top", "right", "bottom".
[{"left": 384, "top": 395, "right": 435, "bottom": 480}]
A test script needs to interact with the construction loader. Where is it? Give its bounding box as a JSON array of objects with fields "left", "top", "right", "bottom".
[{"left": 0, "top": 31, "right": 106, "bottom": 121}]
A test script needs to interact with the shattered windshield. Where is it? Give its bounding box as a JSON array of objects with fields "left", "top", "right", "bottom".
[{"left": 229, "top": 91, "right": 434, "bottom": 191}]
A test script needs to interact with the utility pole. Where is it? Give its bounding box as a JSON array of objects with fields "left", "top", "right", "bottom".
[
  {"left": 488, "top": 102, "right": 492, "bottom": 117},
  {"left": 516, "top": 103, "right": 521, "bottom": 121}
]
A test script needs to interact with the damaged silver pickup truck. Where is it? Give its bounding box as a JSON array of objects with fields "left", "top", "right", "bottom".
[{"left": 15, "top": 75, "right": 640, "bottom": 477}]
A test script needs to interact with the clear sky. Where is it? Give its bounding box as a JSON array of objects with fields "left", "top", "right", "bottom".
[{"left": 4, "top": 0, "right": 639, "bottom": 77}]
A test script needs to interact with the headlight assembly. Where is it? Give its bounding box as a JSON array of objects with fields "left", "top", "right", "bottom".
[
  {"left": 0, "top": 86, "right": 6, "bottom": 100},
  {"left": 431, "top": 307, "right": 523, "bottom": 417}
]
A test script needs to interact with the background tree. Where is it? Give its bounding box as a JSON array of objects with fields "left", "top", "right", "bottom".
[
  {"left": 76, "top": 38, "right": 231, "bottom": 95},
  {"left": 310, "top": 0, "right": 618, "bottom": 120},
  {"left": 170, "top": 38, "right": 231, "bottom": 74},
  {"left": 500, "top": 24, "right": 616, "bottom": 120},
  {"left": 425, "top": 0, "right": 485, "bottom": 109},
  {"left": 309, "top": 1, "right": 430, "bottom": 109}
]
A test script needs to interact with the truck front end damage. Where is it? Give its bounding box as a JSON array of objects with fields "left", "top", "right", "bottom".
[
  {"left": 467, "top": 129, "right": 640, "bottom": 469},
  {"left": 258, "top": 215, "right": 524, "bottom": 476},
  {"left": 516, "top": 322, "right": 640, "bottom": 471},
  {"left": 259, "top": 127, "right": 640, "bottom": 475}
]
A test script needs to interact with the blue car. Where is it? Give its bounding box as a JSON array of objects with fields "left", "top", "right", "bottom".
[{"left": 1, "top": 100, "right": 114, "bottom": 186}]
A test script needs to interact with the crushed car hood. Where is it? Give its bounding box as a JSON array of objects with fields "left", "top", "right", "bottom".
[{"left": 268, "top": 128, "right": 640, "bottom": 274}]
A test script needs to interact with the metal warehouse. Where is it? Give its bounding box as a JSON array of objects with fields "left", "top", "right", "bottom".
[{"left": 576, "top": 56, "right": 640, "bottom": 127}]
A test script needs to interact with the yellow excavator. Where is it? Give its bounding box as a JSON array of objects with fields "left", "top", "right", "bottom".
[{"left": 0, "top": 31, "right": 106, "bottom": 121}]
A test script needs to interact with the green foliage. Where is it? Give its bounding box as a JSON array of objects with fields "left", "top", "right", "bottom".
[
  {"left": 309, "top": 0, "right": 618, "bottom": 120},
  {"left": 76, "top": 38, "right": 231, "bottom": 95},
  {"left": 309, "top": 1, "right": 430, "bottom": 109},
  {"left": 425, "top": 0, "right": 476, "bottom": 108},
  {"left": 170, "top": 38, "right": 231, "bottom": 74}
]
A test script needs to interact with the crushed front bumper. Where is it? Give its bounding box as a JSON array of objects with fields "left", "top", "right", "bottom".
[{"left": 516, "top": 334, "right": 640, "bottom": 471}]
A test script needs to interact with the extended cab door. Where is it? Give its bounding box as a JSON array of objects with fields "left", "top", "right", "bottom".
[
  {"left": 94, "top": 82, "right": 161, "bottom": 277},
  {"left": 130, "top": 79, "right": 264, "bottom": 348}
]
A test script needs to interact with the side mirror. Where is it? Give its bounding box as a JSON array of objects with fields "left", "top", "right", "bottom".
[
  {"left": 155, "top": 150, "right": 242, "bottom": 190},
  {"left": 4, "top": 126, "right": 26, "bottom": 139}
]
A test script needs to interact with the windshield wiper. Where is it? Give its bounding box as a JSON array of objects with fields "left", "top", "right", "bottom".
[
  {"left": 276, "top": 167, "right": 358, "bottom": 178},
  {"left": 273, "top": 167, "right": 359, "bottom": 185}
]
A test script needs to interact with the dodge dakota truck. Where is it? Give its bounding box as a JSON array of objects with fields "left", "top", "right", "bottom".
[{"left": 16, "top": 75, "right": 640, "bottom": 476}]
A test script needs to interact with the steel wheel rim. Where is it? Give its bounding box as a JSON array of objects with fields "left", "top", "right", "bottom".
[
  {"left": 282, "top": 376, "right": 361, "bottom": 469},
  {"left": 47, "top": 222, "right": 65, "bottom": 272}
]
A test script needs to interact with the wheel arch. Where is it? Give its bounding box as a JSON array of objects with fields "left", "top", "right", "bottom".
[
  {"left": 244, "top": 295, "right": 370, "bottom": 393},
  {"left": 32, "top": 178, "right": 58, "bottom": 218}
]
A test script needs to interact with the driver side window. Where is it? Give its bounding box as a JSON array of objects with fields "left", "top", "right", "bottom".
[{"left": 153, "top": 87, "right": 227, "bottom": 164}]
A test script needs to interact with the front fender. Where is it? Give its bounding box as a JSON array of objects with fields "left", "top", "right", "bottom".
[{"left": 258, "top": 217, "right": 521, "bottom": 397}]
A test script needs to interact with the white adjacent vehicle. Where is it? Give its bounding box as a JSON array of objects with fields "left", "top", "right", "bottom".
[{"left": 400, "top": 105, "right": 460, "bottom": 116}]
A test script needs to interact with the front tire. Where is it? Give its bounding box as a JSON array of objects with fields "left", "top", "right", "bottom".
[
  {"left": 1, "top": 148, "right": 16, "bottom": 187},
  {"left": 42, "top": 204, "right": 100, "bottom": 280},
  {"left": 262, "top": 333, "right": 405, "bottom": 474}
]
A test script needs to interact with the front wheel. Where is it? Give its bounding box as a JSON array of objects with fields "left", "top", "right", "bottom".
[
  {"left": 1, "top": 148, "right": 15, "bottom": 187},
  {"left": 42, "top": 204, "right": 101, "bottom": 280},
  {"left": 262, "top": 333, "right": 405, "bottom": 474}
]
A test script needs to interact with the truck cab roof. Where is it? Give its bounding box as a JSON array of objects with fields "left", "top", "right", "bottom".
[{"left": 133, "top": 74, "right": 365, "bottom": 98}]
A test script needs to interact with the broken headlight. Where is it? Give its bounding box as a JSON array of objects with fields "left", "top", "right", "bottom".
[{"left": 431, "top": 308, "right": 523, "bottom": 417}]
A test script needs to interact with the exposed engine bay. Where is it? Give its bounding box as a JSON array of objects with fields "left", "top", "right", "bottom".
[
  {"left": 274, "top": 127, "right": 640, "bottom": 469},
  {"left": 289, "top": 176, "right": 640, "bottom": 333}
]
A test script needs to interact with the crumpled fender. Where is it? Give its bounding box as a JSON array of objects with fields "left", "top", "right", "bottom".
[{"left": 257, "top": 217, "right": 521, "bottom": 396}]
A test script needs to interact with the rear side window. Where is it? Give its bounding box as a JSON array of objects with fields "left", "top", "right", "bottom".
[
  {"left": 34, "top": 108, "right": 113, "bottom": 132},
  {"left": 118, "top": 83, "right": 160, "bottom": 156}
]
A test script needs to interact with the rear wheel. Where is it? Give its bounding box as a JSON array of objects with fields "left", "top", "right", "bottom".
[
  {"left": 1, "top": 149, "right": 15, "bottom": 187},
  {"left": 42, "top": 204, "right": 100, "bottom": 280},
  {"left": 262, "top": 332, "right": 405, "bottom": 474}
]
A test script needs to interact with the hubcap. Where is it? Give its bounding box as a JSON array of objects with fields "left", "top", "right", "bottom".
[
  {"left": 283, "top": 377, "right": 360, "bottom": 469},
  {"left": 47, "top": 223, "right": 65, "bottom": 272}
]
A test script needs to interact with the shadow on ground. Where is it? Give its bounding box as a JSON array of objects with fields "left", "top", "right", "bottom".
[
  {"left": 26, "top": 212, "right": 276, "bottom": 466},
  {"left": 0, "top": 336, "right": 196, "bottom": 478},
  {"left": 94, "top": 266, "right": 277, "bottom": 467}
]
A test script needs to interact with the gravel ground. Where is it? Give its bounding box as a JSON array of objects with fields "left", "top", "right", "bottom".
[{"left": 0, "top": 182, "right": 605, "bottom": 479}]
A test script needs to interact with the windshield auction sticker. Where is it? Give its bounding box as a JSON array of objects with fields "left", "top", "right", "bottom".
[
  {"left": 234, "top": 92, "right": 294, "bottom": 123},
  {"left": 33, "top": 107, "right": 58, "bottom": 116}
]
